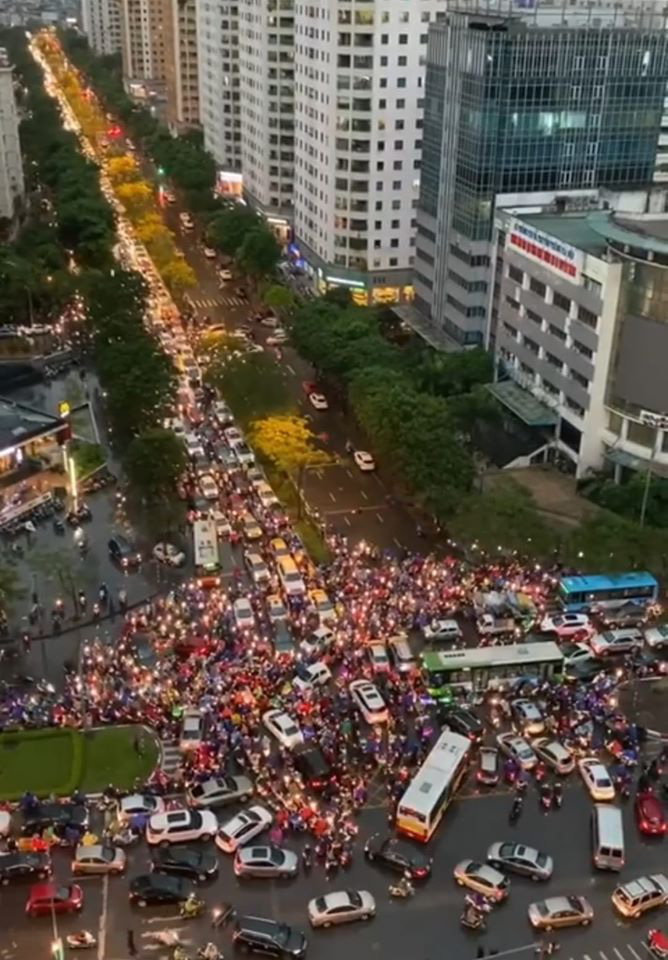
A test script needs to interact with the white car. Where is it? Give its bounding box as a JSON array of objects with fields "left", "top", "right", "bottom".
[
  {"left": 255, "top": 481, "right": 279, "bottom": 509},
  {"left": 203, "top": 246, "right": 217, "bottom": 259},
  {"left": 496, "top": 733, "right": 537, "bottom": 771},
  {"left": 71, "top": 844, "right": 126, "bottom": 876},
  {"left": 353, "top": 450, "right": 376, "bottom": 472},
  {"left": 259, "top": 314, "right": 280, "bottom": 327},
  {"left": 267, "top": 594, "right": 288, "bottom": 622},
  {"left": 185, "top": 434, "right": 205, "bottom": 458},
  {"left": 349, "top": 679, "right": 389, "bottom": 724},
  {"left": 224, "top": 426, "right": 243, "bottom": 445},
  {"left": 423, "top": 619, "right": 462, "bottom": 643},
  {"left": 512, "top": 699, "right": 545, "bottom": 736},
  {"left": 216, "top": 805, "right": 273, "bottom": 853},
  {"left": 212, "top": 401, "right": 233, "bottom": 425},
  {"left": 645, "top": 625, "right": 668, "bottom": 650},
  {"left": 245, "top": 551, "right": 270, "bottom": 585},
  {"left": 117, "top": 794, "right": 165, "bottom": 823},
  {"left": 266, "top": 330, "right": 288, "bottom": 346},
  {"left": 231, "top": 439, "right": 255, "bottom": 466},
  {"left": 180, "top": 707, "right": 205, "bottom": 753},
  {"left": 187, "top": 775, "right": 254, "bottom": 809},
  {"left": 152, "top": 541, "right": 186, "bottom": 567},
  {"left": 308, "top": 392, "right": 328, "bottom": 411},
  {"left": 308, "top": 889, "right": 376, "bottom": 928},
  {"left": 0, "top": 811, "right": 9, "bottom": 838},
  {"left": 367, "top": 641, "right": 391, "bottom": 675},
  {"left": 540, "top": 612, "right": 591, "bottom": 638},
  {"left": 146, "top": 809, "right": 217, "bottom": 846},
  {"left": 199, "top": 474, "right": 219, "bottom": 500},
  {"left": 233, "top": 597, "right": 255, "bottom": 630},
  {"left": 293, "top": 661, "right": 332, "bottom": 693},
  {"left": 533, "top": 738, "right": 575, "bottom": 775},
  {"left": 578, "top": 757, "right": 615, "bottom": 801},
  {"left": 219, "top": 269, "right": 233, "bottom": 282},
  {"left": 211, "top": 509, "right": 233, "bottom": 539},
  {"left": 262, "top": 709, "right": 305, "bottom": 750}
]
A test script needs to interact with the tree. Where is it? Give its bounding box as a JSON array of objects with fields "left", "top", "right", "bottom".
[
  {"left": 262, "top": 284, "right": 295, "bottom": 318},
  {"left": 106, "top": 153, "right": 140, "bottom": 184},
  {"left": 204, "top": 205, "right": 258, "bottom": 256},
  {"left": 161, "top": 257, "right": 196, "bottom": 294},
  {"left": 322, "top": 286, "right": 352, "bottom": 308},
  {"left": 124, "top": 428, "right": 187, "bottom": 501},
  {"left": 238, "top": 227, "right": 281, "bottom": 282},
  {"left": 249, "top": 415, "right": 331, "bottom": 516},
  {"left": 206, "top": 352, "right": 292, "bottom": 427},
  {"left": 116, "top": 180, "right": 153, "bottom": 218}
]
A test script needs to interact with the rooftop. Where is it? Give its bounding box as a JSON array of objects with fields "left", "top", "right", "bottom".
[
  {"left": 519, "top": 213, "right": 609, "bottom": 257},
  {"left": 0, "top": 397, "right": 65, "bottom": 453}
]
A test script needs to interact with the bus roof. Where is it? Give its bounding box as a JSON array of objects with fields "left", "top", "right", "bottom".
[
  {"left": 422, "top": 641, "right": 563, "bottom": 672},
  {"left": 399, "top": 731, "right": 470, "bottom": 815},
  {"left": 559, "top": 571, "right": 657, "bottom": 594}
]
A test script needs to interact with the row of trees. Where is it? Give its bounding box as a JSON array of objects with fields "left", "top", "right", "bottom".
[{"left": 204, "top": 205, "right": 281, "bottom": 293}]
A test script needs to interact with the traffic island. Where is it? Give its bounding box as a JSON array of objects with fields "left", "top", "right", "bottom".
[{"left": 0, "top": 724, "right": 159, "bottom": 800}]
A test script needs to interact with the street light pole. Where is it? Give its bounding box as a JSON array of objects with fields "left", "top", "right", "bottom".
[{"left": 640, "top": 433, "right": 659, "bottom": 528}]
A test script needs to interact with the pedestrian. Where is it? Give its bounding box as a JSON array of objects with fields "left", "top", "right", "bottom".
[{"left": 126, "top": 928, "right": 137, "bottom": 957}]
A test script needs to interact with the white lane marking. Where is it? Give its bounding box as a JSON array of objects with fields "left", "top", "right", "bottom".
[
  {"left": 343, "top": 515, "right": 351, "bottom": 527},
  {"left": 393, "top": 537, "right": 402, "bottom": 548},
  {"left": 97, "top": 874, "right": 108, "bottom": 960},
  {"left": 345, "top": 469, "right": 354, "bottom": 480},
  {"left": 599, "top": 951, "right": 610, "bottom": 960},
  {"left": 145, "top": 914, "right": 183, "bottom": 923},
  {"left": 613, "top": 949, "right": 626, "bottom": 960},
  {"left": 328, "top": 491, "right": 336, "bottom": 502},
  {"left": 627, "top": 945, "right": 644, "bottom": 960},
  {"left": 286, "top": 364, "right": 296, "bottom": 375},
  {"left": 361, "top": 489, "right": 368, "bottom": 500},
  {"left": 376, "top": 512, "right": 384, "bottom": 524}
]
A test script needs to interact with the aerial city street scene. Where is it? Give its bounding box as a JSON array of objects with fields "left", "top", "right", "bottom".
[{"left": 1, "top": 1, "right": 668, "bottom": 960}]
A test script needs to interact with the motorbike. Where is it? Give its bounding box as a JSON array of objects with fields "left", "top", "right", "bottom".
[
  {"left": 465, "top": 893, "right": 492, "bottom": 914},
  {"left": 180, "top": 897, "right": 205, "bottom": 920},
  {"left": 553, "top": 782, "right": 563, "bottom": 809},
  {"left": 509, "top": 795, "right": 523, "bottom": 823},
  {"left": 66, "top": 932, "right": 97, "bottom": 949},
  {"left": 145, "top": 930, "right": 183, "bottom": 947},
  {"left": 460, "top": 905, "right": 485, "bottom": 930},
  {"left": 539, "top": 784, "right": 553, "bottom": 811},
  {"left": 196, "top": 945, "right": 223, "bottom": 960},
  {"left": 389, "top": 879, "right": 415, "bottom": 899},
  {"left": 648, "top": 930, "right": 668, "bottom": 959}
]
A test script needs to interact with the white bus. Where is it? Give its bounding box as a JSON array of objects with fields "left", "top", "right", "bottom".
[
  {"left": 396, "top": 731, "right": 471, "bottom": 842},
  {"left": 193, "top": 519, "right": 220, "bottom": 587}
]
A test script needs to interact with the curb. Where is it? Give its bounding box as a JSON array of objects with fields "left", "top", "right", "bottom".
[{"left": 23, "top": 591, "right": 161, "bottom": 644}]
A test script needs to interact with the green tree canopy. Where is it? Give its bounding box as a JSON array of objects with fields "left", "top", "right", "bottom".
[{"left": 124, "top": 428, "right": 187, "bottom": 501}]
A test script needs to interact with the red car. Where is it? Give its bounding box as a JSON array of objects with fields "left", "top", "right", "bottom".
[
  {"left": 635, "top": 790, "right": 666, "bottom": 836},
  {"left": 26, "top": 883, "right": 83, "bottom": 917}
]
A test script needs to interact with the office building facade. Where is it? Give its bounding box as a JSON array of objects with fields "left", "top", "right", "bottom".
[
  {"left": 415, "top": 2, "right": 668, "bottom": 347},
  {"left": 0, "top": 47, "right": 25, "bottom": 221},
  {"left": 162, "top": 0, "right": 200, "bottom": 131},
  {"left": 80, "top": 0, "right": 122, "bottom": 57}
]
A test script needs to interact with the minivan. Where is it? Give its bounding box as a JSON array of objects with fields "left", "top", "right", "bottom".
[
  {"left": 277, "top": 556, "right": 306, "bottom": 597},
  {"left": 388, "top": 634, "right": 417, "bottom": 674},
  {"left": 592, "top": 804, "right": 625, "bottom": 871}
]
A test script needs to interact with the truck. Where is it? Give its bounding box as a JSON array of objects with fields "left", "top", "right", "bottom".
[{"left": 476, "top": 613, "right": 519, "bottom": 638}]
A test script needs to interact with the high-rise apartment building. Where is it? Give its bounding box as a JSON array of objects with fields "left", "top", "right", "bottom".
[
  {"left": 238, "top": 0, "right": 294, "bottom": 235},
  {"left": 0, "top": 46, "right": 24, "bottom": 221},
  {"left": 162, "top": 0, "right": 200, "bottom": 131},
  {"left": 80, "top": 0, "right": 122, "bottom": 57},
  {"left": 415, "top": 1, "right": 668, "bottom": 348},
  {"left": 118, "top": 0, "right": 167, "bottom": 95},
  {"left": 196, "top": 0, "right": 242, "bottom": 194},
  {"left": 293, "top": 0, "right": 446, "bottom": 306}
]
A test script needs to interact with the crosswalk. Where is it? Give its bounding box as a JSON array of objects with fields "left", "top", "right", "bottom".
[
  {"left": 188, "top": 295, "right": 245, "bottom": 310},
  {"left": 140, "top": 924, "right": 194, "bottom": 953},
  {"left": 160, "top": 739, "right": 182, "bottom": 775},
  {"left": 569, "top": 938, "right": 652, "bottom": 960}
]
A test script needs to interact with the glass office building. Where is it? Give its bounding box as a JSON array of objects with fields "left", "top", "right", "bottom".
[{"left": 415, "top": 1, "right": 668, "bottom": 347}]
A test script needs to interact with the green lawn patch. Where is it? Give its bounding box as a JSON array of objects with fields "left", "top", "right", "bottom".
[{"left": 0, "top": 725, "right": 158, "bottom": 800}]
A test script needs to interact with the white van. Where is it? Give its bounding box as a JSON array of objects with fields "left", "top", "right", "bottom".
[
  {"left": 592, "top": 804, "right": 625, "bottom": 871},
  {"left": 180, "top": 707, "right": 205, "bottom": 753},
  {"left": 388, "top": 634, "right": 417, "bottom": 674},
  {"left": 277, "top": 556, "right": 306, "bottom": 597}
]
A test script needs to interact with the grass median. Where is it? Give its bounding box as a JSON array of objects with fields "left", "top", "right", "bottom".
[{"left": 0, "top": 725, "right": 158, "bottom": 800}]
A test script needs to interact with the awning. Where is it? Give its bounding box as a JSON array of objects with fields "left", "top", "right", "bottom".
[
  {"left": 486, "top": 381, "right": 558, "bottom": 428},
  {"left": 606, "top": 446, "right": 668, "bottom": 478}
]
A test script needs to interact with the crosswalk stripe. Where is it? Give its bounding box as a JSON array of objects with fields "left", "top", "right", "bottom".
[
  {"left": 626, "top": 946, "right": 644, "bottom": 960},
  {"left": 613, "top": 949, "right": 626, "bottom": 960},
  {"left": 599, "top": 952, "right": 610, "bottom": 960}
]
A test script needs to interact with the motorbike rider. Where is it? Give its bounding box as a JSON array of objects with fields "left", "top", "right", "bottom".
[
  {"left": 391, "top": 870, "right": 415, "bottom": 896},
  {"left": 182, "top": 892, "right": 202, "bottom": 918}
]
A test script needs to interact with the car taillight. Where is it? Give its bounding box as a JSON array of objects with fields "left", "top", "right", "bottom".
[{"left": 414, "top": 867, "right": 428, "bottom": 878}]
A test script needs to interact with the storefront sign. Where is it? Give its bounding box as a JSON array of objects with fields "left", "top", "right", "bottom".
[{"left": 508, "top": 218, "right": 583, "bottom": 281}]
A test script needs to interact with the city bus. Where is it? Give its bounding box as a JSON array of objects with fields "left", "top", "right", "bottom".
[
  {"left": 396, "top": 731, "right": 471, "bottom": 842},
  {"left": 558, "top": 572, "right": 658, "bottom": 613},
  {"left": 422, "top": 641, "right": 564, "bottom": 703},
  {"left": 193, "top": 519, "right": 220, "bottom": 587}
]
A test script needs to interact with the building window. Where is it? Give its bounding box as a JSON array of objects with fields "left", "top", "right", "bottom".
[
  {"left": 508, "top": 265, "right": 523, "bottom": 285},
  {"left": 571, "top": 370, "right": 589, "bottom": 390},
  {"left": 523, "top": 336, "right": 539, "bottom": 355},
  {"left": 546, "top": 352, "right": 563, "bottom": 371},
  {"left": 565, "top": 397, "right": 585, "bottom": 418},
  {"left": 573, "top": 339, "right": 593, "bottom": 360},
  {"left": 529, "top": 277, "right": 546, "bottom": 298},
  {"left": 582, "top": 274, "right": 602, "bottom": 297},
  {"left": 553, "top": 291, "right": 571, "bottom": 314},
  {"left": 526, "top": 309, "right": 542, "bottom": 327},
  {"left": 505, "top": 296, "right": 520, "bottom": 312},
  {"left": 577, "top": 305, "right": 598, "bottom": 330},
  {"left": 503, "top": 322, "right": 518, "bottom": 340},
  {"left": 548, "top": 324, "right": 566, "bottom": 342},
  {"left": 541, "top": 378, "right": 559, "bottom": 397},
  {"left": 627, "top": 420, "right": 655, "bottom": 450},
  {"left": 608, "top": 411, "right": 623, "bottom": 436}
]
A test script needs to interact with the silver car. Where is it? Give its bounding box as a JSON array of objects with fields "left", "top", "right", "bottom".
[
  {"left": 72, "top": 844, "right": 126, "bottom": 875},
  {"left": 233, "top": 845, "right": 299, "bottom": 879},
  {"left": 307, "top": 889, "right": 376, "bottom": 928},
  {"left": 528, "top": 895, "right": 593, "bottom": 930},
  {"left": 486, "top": 842, "right": 553, "bottom": 881},
  {"left": 186, "top": 775, "right": 253, "bottom": 809}
]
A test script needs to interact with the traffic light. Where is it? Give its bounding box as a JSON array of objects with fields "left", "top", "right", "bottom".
[{"left": 51, "top": 938, "right": 64, "bottom": 960}]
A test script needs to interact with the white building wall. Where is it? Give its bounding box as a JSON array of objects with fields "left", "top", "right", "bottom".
[
  {"left": 196, "top": 0, "right": 242, "bottom": 173},
  {"left": 81, "top": 0, "right": 122, "bottom": 57},
  {"left": 0, "top": 54, "right": 25, "bottom": 220}
]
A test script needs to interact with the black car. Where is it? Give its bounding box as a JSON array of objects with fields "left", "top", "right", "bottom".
[
  {"left": 233, "top": 916, "right": 307, "bottom": 959},
  {"left": 438, "top": 705, "right": 484, "bottom": 742},
  {"left": 273, "top": 622, "right": 296, "bottom": 658},
  {"left": 151, "top": 845, "right": 218, "bottom": 882},
  {"left": 564, "top": 657, "right": 607, "bottom": 683},
  {"left": 364, "top": 834, "right": 432, "bottom": 880},
  {"left": 0, "top": 852, "right": 51, "bottom": 885},
  {"left": 22, "top": 803, "right": 88, "bottom": 837},
  {"left": 129, "top": 873, "right": 195, "bottom": 907},
  {"left": 125, "top": 631, "right": 157, "bottom": 669},
  {"left": 108, "top": 534, "right": 141, "bottom": 568},
  {"left": 293, "top": 745, "right": 334, "bottom": 792}
]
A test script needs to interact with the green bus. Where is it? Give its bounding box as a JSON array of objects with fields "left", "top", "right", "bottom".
[{"left": 422, "top": 641, "right": 564, "bottom": 703}]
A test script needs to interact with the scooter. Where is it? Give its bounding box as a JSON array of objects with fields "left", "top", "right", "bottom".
[
  {"left": 509, "top": 795, "right": 523, "bottom": 823},
  {"left": 389, "top": 879, "right": 415, "bottom": 899},
  {"left": 180, "top": 898, "right": 205, "bottom": 920},
  {"left": 460, "top": 905, "right": 485, "bottom": 930},
  {"left": 196, "top": 945, "right": 223, "bottom": 960},
  {"left": 66, "top": 932, "right": 97, "bottom": 949}
]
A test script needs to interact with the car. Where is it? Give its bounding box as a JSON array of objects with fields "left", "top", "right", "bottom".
[
  {"left": 72, "top": 844, "right": 126, "bottom": 875},
  {"left": 212, "top": 401, "right": 233, "bottom": 425},
  {"left": 363, "top": 834, "right": 432, "bottom": 880},
  {"left": 21, "top": 803, "right": 88, "bottom": 837},
  {"left": 117, "top": 794, "right": 165, "bottom": 823},
  {"left": 241, "top": 513, "right": 263, "bottom": 540},
  {"left": 561, "top": 642, "right": 596, "bottom": 666},
  {"left": 388, "top": 634, "right": 417, "bottom": 674},
  {"left": 293, "top": 744, "right": 334, "bottom": 791},
  {"left": 233, "top": 597, "right": 255, "bottom": 630},
  {"left": 231, "top": 440, "right": 255, "bottom": 466},
  {"left": 232, "top": 916, "right": 307, "bottom": 959},
  {"left": 293, "top": 661, "right": 332, "bottom": 693},
  {"left": 350, "top": 679, "right": 389, "bottom": 724},
  {"left": 151, "top": 844, "right": 218, "bottom": 881},
  {"left": 308, "top": 392, "right": 328, "bottom": 411},
  {"left": 645, "top": 625, "right": 668, "bottom": 650},
  {"left": 367, "top": 641, "right": 391, "bottom": 674},
  {"left": 528, "top": 895, "right": 593, "bottom": 930},
  {"left": 578, "top": 757, "right": 615, "bottom": 801},
  {"left": 256, "top": 481, "right": 279, "bottom": 509},
  {"left": 216, "top": 806, "right": 273, "bottom": 853},
  {"left": 263, "top": 709, "right": 305, "bottom": 750},
  {"left": 273, "top": 621, "right": 297, "bottom": 658},
  {"left": 267, "top": 594, "right": 288, "bottom": 622},
  {"left": 589, "top": 629, "right": 643, "bottom": 657},
  {"left": 145, "top": 809, "right": 217, "bottom": 846},
  {"left": 353, "top": 450, "right": 376, "bottom": 471},
  {"left": 245, "top": 551, "right": 270, "bottom": 585},
  {"left": 439, "top": 705, "right": 484, "bottom": 742},
  {"left": 269, "top": 536, "right": 291, "bottom": 558},
  {"left": 0, "top": 853, "right": 51, "bottom": 886},
  {"left": 540, "top": 612, "right": 591, "bottom": 638},
  {"left": 219, "top": 269, "right": 233, "bottom": 282},
  {"left": 108, "top": 533, "right": 141, "bottom": 567},
  {"left": 199, "top": 474, "right": 219, "bottom": 500},
  {"left": 511, "top": 699, "right": 545, "bottom": 736},
  {"left": 533, "top": 738, "right": 575, "bottom": 775},
  {"left": 487, "top": 842, "right": 553, "bottom": 880},
  {"left": 152, "top": 541, "right": 186, "bottom": 567},
  {"left": 453, "top": 860, "right": 509, "bottom": 901},
  {"left": 180, "top": 707, "right": 205, "bottom": 753},
  {"left": 423, "top": 619, "right": 462, "bottom": 643},
  {"left": 259, "top": 314, "right": 280, "bottom": 328},
  {"left": 165, "top": 191, "right": 176, "bottom": 204},
  {"left": 224, "top": 426, "right": 243, "bottom": 444},
  {"left": 267, "top": 330, "right": 288, "bottom": 346},
  {"left": 185, "top": 432, "right": 206, "bottom": 456},
  {"left": 210, "top": 508, "right": 233, "bottom": 539},
  {"left": 129, "top": 873, "right": 195, "bottom": 907},
  {"left": 203, "top": 246, "right": 217, "bottom": 259},
  {"left": 308, "top": 889, "right": 376, "bottom": 928},
  {"left": 187, "top": 775, "right": 253, "bottom": 809},
  {"left": 496, "top": 733, "right": 537, "bottom": 771},
  {"left": 564, "top": 656, "right": 607, "bottom": 683},
  {"left": 477, "top": 747, "right": 500, "bottom": 786},
  {"left": 26, "top": 882, "right": 83, "bottom": 917},
  {"left": 234, "top": 845, "right": 299, "bottom": 879},
  {"left": 635, "top": 790, "right": 666, "bottom": 836},
  {"left": 612, "top": 874, "right": 668, "bottom": 918},
  {"left": 308, "top": 589, "right": 336, "bottom": 624}
]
